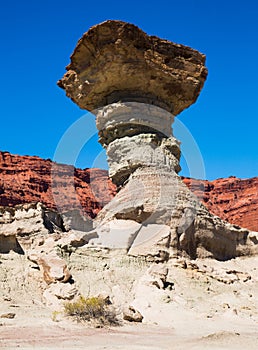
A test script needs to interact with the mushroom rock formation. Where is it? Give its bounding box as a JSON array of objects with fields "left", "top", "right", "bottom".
[
  {"left": 58, "top": 20, "right": 207, "bottom": 114},
  {"left": 58, "top": 20, "right": 258, "bottom": 260}
]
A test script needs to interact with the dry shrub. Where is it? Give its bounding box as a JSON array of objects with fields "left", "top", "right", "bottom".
[{"left": 64, "top": 296, "right": 119, "bottom": 327}]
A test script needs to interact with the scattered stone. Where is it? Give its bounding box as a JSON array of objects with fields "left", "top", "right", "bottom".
[
  {"left": 123, "top": 306, "right": 143, "bottom": 322},
  {"left": 1, "top": 313, "right": 16, "bottom": 319},
  {"left": 46, "top": 283, "right": 77, "bottom": 300},
  {"left": 146, "top": 264, "right": 169, "bottom": 289},
  {"left": 3, "top": 296, "right": 11, "bottom": 302},
  {"left": 95, "top": 293, "right": 112, "bottom": 305}
]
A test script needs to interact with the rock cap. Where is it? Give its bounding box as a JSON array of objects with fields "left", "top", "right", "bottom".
[{"left": 58, "top": 20, "right": 208, "bottom": 114}]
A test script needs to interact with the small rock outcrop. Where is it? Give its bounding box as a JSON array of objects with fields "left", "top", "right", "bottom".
[
  {"left": 58, "top": 20, "right": 258, "bottom": 261},
  {"left": 0, "top": 202, "right": 62, "bottom": 253},
  {"left": 0, "top": 202, "right": 78, "bottom": 307},
  {"left": 28, "top": 237, "right": 78, "bottom": 308}
]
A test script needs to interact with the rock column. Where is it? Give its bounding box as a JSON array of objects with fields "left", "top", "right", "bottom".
[{"left": 58, "top": 20, "right": 258, "bottom": 261}]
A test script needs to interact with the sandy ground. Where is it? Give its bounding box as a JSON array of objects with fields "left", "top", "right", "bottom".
[
  {"left": 1, "top": 314, "right": 257, "bottom": 349},
  {"left": 1, "top": 251, "right": 258, "bottom": 349}
]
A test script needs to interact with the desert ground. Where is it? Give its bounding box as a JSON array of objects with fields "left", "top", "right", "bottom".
[{"left": 1, "top": 250, "right": 257, "bottom": 349}]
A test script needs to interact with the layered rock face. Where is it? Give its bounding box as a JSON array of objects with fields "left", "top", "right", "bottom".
[
  {"left": 58, "top": 20, "right": 258, "bottom": 260},
  {"left": 0, "top": 202, "right": 86, "bottom": 253},
  {"left": 183, "top": 177, "right": 258, "bottom": 232},
  {"left": 1, "top": 151, "right": 258, "bottom": 232},
  {"left": 0, "top": 151, "right": 116, "bottom": 218}
]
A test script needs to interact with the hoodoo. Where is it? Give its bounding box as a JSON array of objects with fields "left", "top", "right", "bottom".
[{"left": 59, "top": 20, "right": 258, "bottom": 260}]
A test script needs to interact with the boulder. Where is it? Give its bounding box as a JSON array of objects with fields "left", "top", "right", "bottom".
[
  {"left": 91, "top": 219, "right": 141, "bottom": 249},
  {"left": 43, "top": 283, "right": 78, "bottom": 307},
  {"left": 29, "top": 251, "right": 71, "bottom": 284},
  {"left": 123, "top": 306, "right": 143, "bottom": 322}
]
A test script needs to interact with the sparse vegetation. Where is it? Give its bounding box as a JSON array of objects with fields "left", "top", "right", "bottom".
[
  {"left": 51, "top": 310, "right": 61, "bottom": 322},
  {"left": 64, "top": 295, "right": 120, "bottom": 327}
]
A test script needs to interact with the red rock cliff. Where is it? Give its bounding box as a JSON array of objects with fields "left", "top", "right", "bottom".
[
  {"left": 183, "top": 177, "right": 258, "bottom": 232},
  {"left": 0, "top": 151, "right": 257, "bottom": 231},
  {"left": 0, "top": 151, "right": 116, "bottom": 218}
]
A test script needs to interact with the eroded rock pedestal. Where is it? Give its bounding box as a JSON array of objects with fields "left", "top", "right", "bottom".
[
  {"left": 91, "top": 102, "right": 257, "bottom": 261},
  {"left": 58, "top": 20, "right": 258, "bottom": 261}
]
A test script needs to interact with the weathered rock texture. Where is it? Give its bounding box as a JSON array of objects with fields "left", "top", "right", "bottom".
[
  {"left": 183, "top": 176, "right": 258, "bottom": 232},
  {"left": 0, "top": 202, "right": 62, "bottom": 253},
  {"left": 58, "top": 20, "right": 258, "bottom": 260},
  {"left": 1, "top": 151, "right": 258, "bottom": 232},
  {"left": 94, "top": 163, "right": 258, "bottom": 260},
  {"left": 0, "top": 151, "right": 116, "bottom": 218},
  {"left": 0, "top": 202, "right": 78, "bottom": 307},
  {"left": 58, "top": 20, "right": 207, "bottom": 114}
]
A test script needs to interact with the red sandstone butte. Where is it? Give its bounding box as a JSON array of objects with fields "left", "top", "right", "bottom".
[
  {"left": 183, "top": 177, "right": 258, "bottom": 232},
  {"left": 0, "top": 151, "right": 257, "bottom": 231},
  {"left": 0, "top": 151, "right": 116, "bottom": 218}
]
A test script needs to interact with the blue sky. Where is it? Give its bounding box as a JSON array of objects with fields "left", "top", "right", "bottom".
[{"left": 0, "top": 0, "right": 257, "bottom": 180}]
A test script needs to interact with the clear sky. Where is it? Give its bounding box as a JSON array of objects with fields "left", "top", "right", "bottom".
[{"left": 0, "top": 0, "right": 257, "bottom": 180}]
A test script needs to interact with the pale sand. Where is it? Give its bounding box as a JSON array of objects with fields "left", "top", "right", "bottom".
[{"left": 1, "top": 252, "right": 258, "bottom": 349}]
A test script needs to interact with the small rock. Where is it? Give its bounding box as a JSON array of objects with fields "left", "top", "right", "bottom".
[
  {"left": 145, "top": 264, "right": 169, "bottom": 289},
  {"left": 43, "top": 282, "right": 78, "bottom": 305},
  {"left": 233, "top": 308, "right": 238, "bottom": 315},
  {"left": 3, "top": 296, "right": 11, "bottom": 302},
  {"left": 1, "top": 313, "right": 16, "bottom": 319},
  {"left": 95, "top": 292, "right": 111, "bottom": 305},
  {"left": 123, "top": 306, "right": 143, "bottom": 322},
  {"left": 29, "top": 252, "right": 71, "bottom": 284}
]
